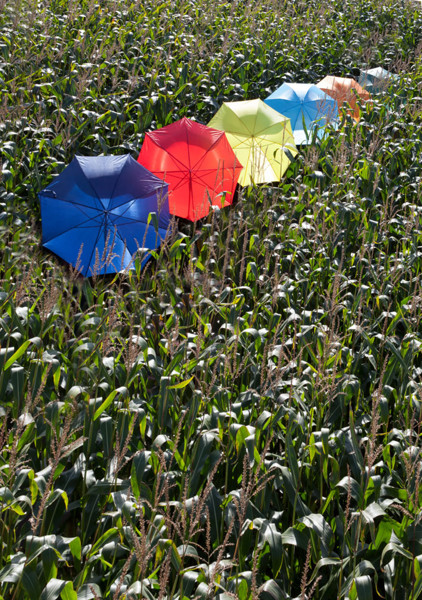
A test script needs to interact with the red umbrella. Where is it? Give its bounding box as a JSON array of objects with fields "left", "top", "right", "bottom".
[{"left": 137, "top": 117, "right": 242, "bottom": 221}]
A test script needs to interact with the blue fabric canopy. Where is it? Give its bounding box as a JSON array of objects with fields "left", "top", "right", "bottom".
[
  {"left": 264, "top": 83, "right": 338, "bottom": 145},
  {"left": 39, "top": 155, "right": 170, "bottom": 276}
]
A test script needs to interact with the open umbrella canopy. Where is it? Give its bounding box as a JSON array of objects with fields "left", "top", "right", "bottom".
[
  {"left": 264, "top": 82, "right": 339, "bottom": 145},
  {"left": 208, "top": 99, "right": 297, "bottom": 186},
  {"left": 137, "top": 117, "right": 242, "bottom": 221},
  {"left": 358, "top": 67, "right": 398, "bottom": 93},
  {"left": 317, "top": 76, "right": 371, "bottom": 121},
  {"left": 39, "top": 155, "right": 170, "bottom": 276}
]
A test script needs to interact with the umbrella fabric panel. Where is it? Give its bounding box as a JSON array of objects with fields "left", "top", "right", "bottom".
[
  {"left": 189, "top": 169, "right": 238, "bottom": 213},
  {"left": 40, "top": 194, "right": 103, "bottom": 245},
  {"left": 139, "top": 135, "right": 186, "bottom": 174},
  {"left": 44, "top": 158, "right": 103, "bottom": 212},
  {"left": 367, "top": 67, "right": 388, "bottom": 77},
  {"left": 253, "top": 121, "right": 295, "bottom": 147},
  {"left": 43, "top": 223, "right": 134, "bottom": 276},
  {"left": 271, "top": 102, "right": 304, "bottom": 130},
  {"left": 254, "top": 143, "right": 290, "bottom": 182},
  {"left": 143, "top": 118, "right": 223, "bottom": 168},
  {"left": 106, "top": 155, "right": 170, "bottom": 219},
  {"left": 183, "top": 119, "right": 225, "bottom": 164},
  {"left": 223, "top": 137, "right": 253, "bottom": 186},
  {"left": 237, "top": 143, "right": 280, "bottom": 186},
  {"left": 77, "top": 154, "right": 129, "bottom": 210},
  {"left": 218, "top": 100, "right": 262, "bottom": 133},
  {"left": 208, "top": 103, "right": 253, "bottom": 136},
  {"left": 44, "top": 219, "right": 137, "bottom": 276},
  {"left": 224, "top": 133, "right": 251, "bottom": 151},
  {"left": 43, "top": 225, "right": 100, "bottom": 276},
  {"left": 154, "top": 172, "right": 192, "bottom": 219},
  {"left": 114, "top": 220, "right": 169, "bottom": 264},
  {"left": 109, "top": 191, "right": 170, "bottom": 255},
  {"left": 158, "top": 168, "right": 238, "bottom": 220},
  {"left": 109, "top": 191, "right": 169, "bottom": 228},
  {"left": 253, "top": 101, "right": 291, "bottom": 135},
  {"left": 191, "top": 133, "right": 239, "bottom": 171}
]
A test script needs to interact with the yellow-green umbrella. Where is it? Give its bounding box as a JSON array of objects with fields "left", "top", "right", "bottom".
[{"left": 208, "top": 99, "right": 297, "bottom": 186}]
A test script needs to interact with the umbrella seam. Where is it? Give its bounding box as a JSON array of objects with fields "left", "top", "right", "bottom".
[
  {"left": 184, "top": 122, "right": 193, "bottom": 221},
  {"left": 190, "top": 169, "right": 233, "bottom": 193},
  {"left": 74, "top": 157, "right": 104, "bottom": 211},
  {"left": 42, "top": 214, "right": 103, "bottom": 243},
  {"left": 110, "top": 195, "right": 167, "bottom": 226},
  {"left": 253, "top": 119, "right": 288, "bottom": 138},
  {"left": 190, "top": 133, "right": 224, "bottom": 171},
  {"left": 146, "top": 136, "right": 188, "bottom": 171},
  {"left": 223, "top": 104, "right": 254, "bottom": 136},
  {"left": 240, "top": 144, "right": 253, "bottom": 186},
  {"left": 40, "top": 196, "right": 102, "bottom": 226},
  {"left": 85, "top": 214, "right": 107, "bottom": 277},
  {"left": 109, "top": 226, "right": 136, "bottom": 272},
  {"left": 108, "top": 154, "right": 131, "bottom": 208},
  {"left": 40, "top": 193, "right": 103, "bottom": 213}
]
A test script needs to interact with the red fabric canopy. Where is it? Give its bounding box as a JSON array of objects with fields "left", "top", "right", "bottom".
[{"left": 138, "top": 117, "right": 242, "bottom": 221}]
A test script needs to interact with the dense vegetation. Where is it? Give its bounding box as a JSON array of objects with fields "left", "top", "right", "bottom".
[{"left": 2, "top": 0, "right": 422, "bottom": 598}]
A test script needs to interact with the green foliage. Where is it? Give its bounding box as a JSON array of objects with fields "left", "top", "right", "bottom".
[{"left": 2, "top": 0, "right": 422, "bottom": 598}]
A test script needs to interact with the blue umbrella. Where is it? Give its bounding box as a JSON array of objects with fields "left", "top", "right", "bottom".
[
  {"left": 39, "top": 155, "right": 170, "bottom": 276},
  {"left": 264, "top": 83, "right": 339, "bottom": 145},
  {"left": 358, "top": 67, "right": 398, "bottom": 94}
]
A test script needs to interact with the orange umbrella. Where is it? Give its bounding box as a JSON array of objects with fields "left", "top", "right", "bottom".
[{"left": 316, "top": 76, "right": 371, "bottom": 121}]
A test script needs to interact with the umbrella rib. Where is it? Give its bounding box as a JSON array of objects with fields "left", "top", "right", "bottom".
[
  {"left": 162, "top": 147, "right": 189, "bottom": 171},
  {"left": 291, "top": 109, "right": 302, "bottom": 131},
  {"left": 191, "top": 171, "right": 216, "bottom": 191},
  {"left": 184, "top": 124, "right": 194, "bottom": 220},
  {"left": 171, "top": 173, "right": 190, "bottom": 193},
  {"left": 108, "top": 154, "right": 130, "bottom": 207},
  {"left": 44, "top": 214, "right": 102, "bottom": 242},
  {"left": 185, "top": 122, "right": 192, "bottom": 170},
  {"left": 229, "top": 136, "right": 252, "bottom": 150},
  {"left": 191, "top": 169, "right": 232, "bottom": 193},
  {"left": 74, "top": 158, "right": 104, "bottom": 211},
  {"left": 255, "top": 143, "right": 279, "bottom": 180},
  {"left": 252, "top": 102, "right": 260, "bottom": 134},
  {"left": 273, "top": 104, "right": 300, "bottom": 116},
  {"left": 85, "top": 215, "right": 107, "bottom": 277},
  {"left": 254, "top": 135, "right": 283, "bottom": 149},
  {"left": 253, "top": 120, "right": 287, "bottom": 138},
  {"left": 224, "top": 105, "right": 254, "bottom": 136},
  {"left": 302, "top": 104, "right": 320, "bottom": 126},
  {"left": 41, "top": 195, "right": 102, "bottom": 214},
  {"left": 146, "top": 170, "right": 187, "bottom": 192},
  {"left": 255, "top": 127, "right": 295, "bottom": 149},
  {"left": 111, "top": 198, "right": 166, "bottom": 226},
  {"left": 298, "top": 106, "right": 315, "bottom": 133},
  {"left": 148, "top": 137, "right": 188, "bottom": 171},
  {"left": 241, "top": 144, "right": 253, "bottom": 185},
  {"left": 111, "top": 198, "right": 145, "bottom": 223},
  {"left": 110, "top": 227, "right": 134, "bottom": 270},
  {"left": 190, "top": 134, "right": 222, "bottom": 171}
]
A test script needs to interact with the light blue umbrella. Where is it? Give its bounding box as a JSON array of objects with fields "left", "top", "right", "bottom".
[
  {"left": 264, "top": 83, "right": 338, "bottom": 145},
  {"left": 358, "top": 67, "right": 397, "bottom": 93}
]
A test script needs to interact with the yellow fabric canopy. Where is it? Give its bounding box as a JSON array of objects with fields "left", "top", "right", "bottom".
[{"left": 208, "top": 99, "right": 297, "bottom": 186}]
